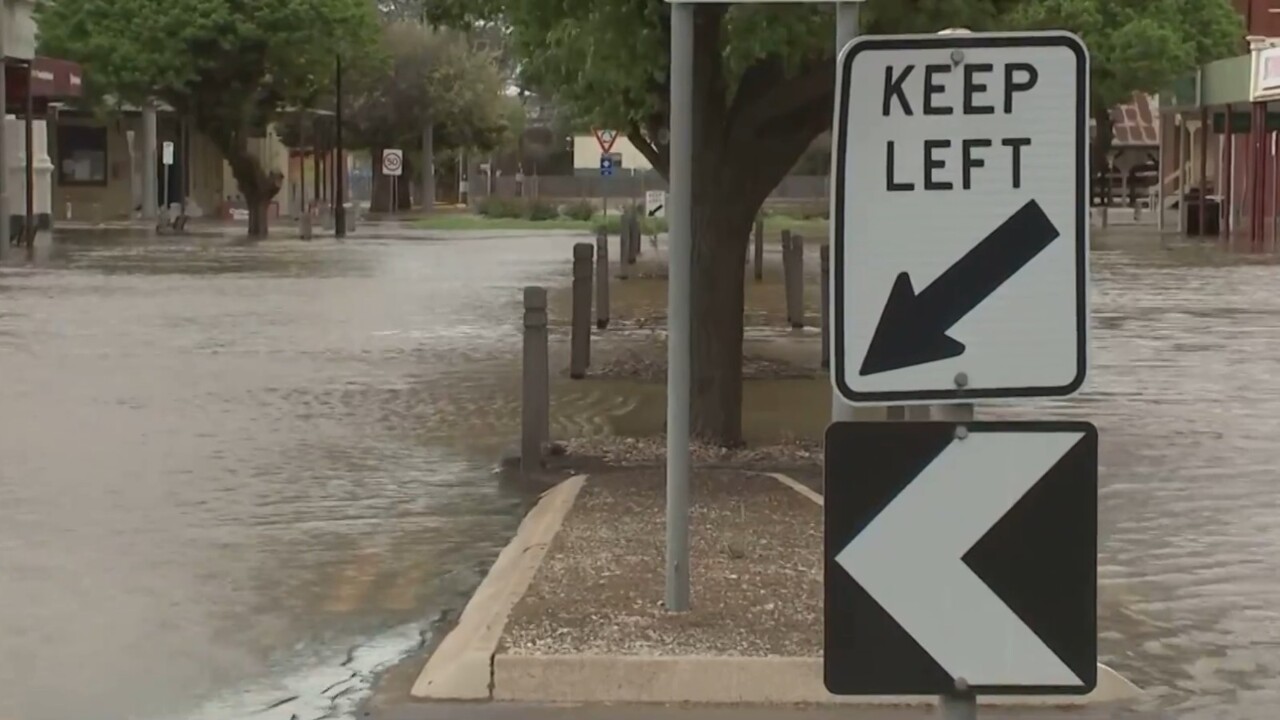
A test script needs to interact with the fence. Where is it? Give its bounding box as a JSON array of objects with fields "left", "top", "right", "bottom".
[{"left": 479, "top": 174, "right": 830, "bottom": 203}]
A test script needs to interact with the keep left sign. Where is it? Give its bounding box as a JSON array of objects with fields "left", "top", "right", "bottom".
[{"left": 830, "top": 32, "right": 1090, "bottom": 405}]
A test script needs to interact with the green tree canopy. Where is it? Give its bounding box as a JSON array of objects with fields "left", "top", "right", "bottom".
[
  {"left": 37, "top": 0, "right": 381, "bottom": 236},
  {"left": 277, "top": 21, "right": 517, "bottom": 211},
  {"left": 344, "top": 23, "right": 514, "bottom": 154},
  {"left": 1009, "top": 0, "right": 1242, "bottom": 177},
  {"left": 422, "top": 0, "right": 1242, "bottom": 445}
]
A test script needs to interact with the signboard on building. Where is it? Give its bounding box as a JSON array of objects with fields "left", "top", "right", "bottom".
[{"left": 1251, "top": 45, "right": 1280, "bottom": 102}]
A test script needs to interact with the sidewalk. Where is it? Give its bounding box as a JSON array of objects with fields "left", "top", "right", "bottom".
[
  {"left": 374, "top": 701, "right": 1171, "bottom": 720},
  {"left": 407, "top": 468, "right": 1141, "bottom": 708}
]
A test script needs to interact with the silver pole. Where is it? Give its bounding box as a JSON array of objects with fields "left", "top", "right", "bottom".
[
  {"left": 935, "top": 417, "right": 975, "bottom": 716},
  {"left": 1157, "top": 112, "right": 1166, "bottom": 232},
  {"left": 1176, "top": 116, "right": 1185, "bottom": 234},
  {"left": 665, "top": 0, "right": 694, "bottom": 613},
  {"left": 831, "top": 2, "right": 860, "bottom": 423},
  {"left": 939, "top": 684, "right": 978, "bottom": 720}
]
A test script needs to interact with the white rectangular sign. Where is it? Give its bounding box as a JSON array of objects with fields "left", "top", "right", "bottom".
[
  {"left": 162, "top": 141, "right": 174, "bottom": 166},
  {"left": 382, "top": 148, "right": 404, "bottom": 176},
  {"left": 831, "top": 31, "right": 1089, "bottom": 405},
  {"left": 645, "top": 189, "right": 666, "bottom": 218}
]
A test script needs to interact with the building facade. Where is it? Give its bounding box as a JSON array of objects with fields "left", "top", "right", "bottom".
[{"left": 1234, "top": 0, "right": 1280, "bottom": 37}]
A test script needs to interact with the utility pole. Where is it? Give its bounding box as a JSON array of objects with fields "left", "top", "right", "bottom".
[{"left": 334, "top": 53, "right": 347, "bottom": 238}]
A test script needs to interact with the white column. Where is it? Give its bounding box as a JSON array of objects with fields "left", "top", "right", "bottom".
[{"left": 142, "top": 106, "right": 158, "bottom": 220}]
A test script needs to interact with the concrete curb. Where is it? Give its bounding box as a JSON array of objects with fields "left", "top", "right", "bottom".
[
  {"left": 410, "top": 475, "right": 587, "bottom": 700},
  {"left": 492, "top": 654, "right": 1141, "bottom": 706},
  {"left": 762, "top": 471, "right": 1144, "bottom": 705}
]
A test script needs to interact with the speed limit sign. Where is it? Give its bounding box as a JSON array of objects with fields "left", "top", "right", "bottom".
[{"left": 382, "top": 148, "right": 403, "bottom": 176}]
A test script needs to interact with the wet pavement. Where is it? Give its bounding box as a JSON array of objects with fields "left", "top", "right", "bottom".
[{"left": 0, "top": 226, "right": 1278, "bottom": 719}]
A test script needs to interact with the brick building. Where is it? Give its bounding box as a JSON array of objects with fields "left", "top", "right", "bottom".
[{"left": 1234, "top": 0, "right": 1280, "bottom": 37}]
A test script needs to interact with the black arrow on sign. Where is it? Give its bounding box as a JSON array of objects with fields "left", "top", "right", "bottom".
[{"left": 858, "top": 199, "right": 1060, "bottom": 376}]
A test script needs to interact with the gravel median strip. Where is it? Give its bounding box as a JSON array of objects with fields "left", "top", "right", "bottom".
[{"left": 502, "top": 468, "right": 821, "bottom": 657}]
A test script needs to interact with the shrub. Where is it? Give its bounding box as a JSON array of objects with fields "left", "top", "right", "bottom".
[
  {"left": 561, "top": 199, "right": 596, "bottom": 221},
  {"left": 800, "top": 203, "right": 830, "bottom": 220},
  {"left": 477, "top": 196, "right": 524, "bottom": 218},
  {"left": 593, "top": 213, "right": 668, "bottom": 236},
  {"left": 525, "top": 198, "right": 559, "bottom": 221}
]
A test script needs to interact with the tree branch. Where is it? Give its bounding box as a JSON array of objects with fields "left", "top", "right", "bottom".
[
  {"left": 727, "top": 57, "right": 834, "bottom": 146},
  {"left": 627, "top": 121, "right": 666, "bottom": 175}
]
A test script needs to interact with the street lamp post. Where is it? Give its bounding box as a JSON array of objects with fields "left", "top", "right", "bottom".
[{"left": 334, "top": 53, "right": 346, "bottom": 238}]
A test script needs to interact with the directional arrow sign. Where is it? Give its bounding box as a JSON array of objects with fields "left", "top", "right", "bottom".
[
  {"left": 831, "top": 32, "right": 1089, "bottom": 404},
  {"left": 824, "top": 421, "right": 1097, "bottom": 695},
  {"left": 860, "top": 199, "right": 1059, "bottom": 376}
]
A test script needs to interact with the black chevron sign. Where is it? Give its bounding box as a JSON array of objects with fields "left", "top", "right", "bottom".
[{"left": 824, "top": 421, "right": 1097, "bottom": 696}]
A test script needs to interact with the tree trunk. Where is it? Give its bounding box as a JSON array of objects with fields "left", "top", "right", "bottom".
[
  {"left": 368, "top": 152, "right": 413, "bottom": 213},
  {"left": 1094, "top": 106, "right": 1114, "bottom": 229},
  {"left": 221, "top": 135, "right": 282, "bottom": 240},
  {"left": 689, "top": 200, "right": 754, "bottom": 446},
  {"left": 396, "top": 163, "right": 412, "bottom": 210},
  {"left": 421, "top": 124, "right": 435, "bottom": 212},
  {"left": 644, "top": 3, "right": 830, "bottom": 447},
  {"left": 371, "top": 146, "right": 390, "bottom": 213},
  {"left": 248, "top": 197, "right": 271, "bottom": 237}
]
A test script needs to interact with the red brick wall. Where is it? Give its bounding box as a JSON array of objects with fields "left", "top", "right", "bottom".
[{"left": 1235, "top": 0, "right": 1280, "bottom": 38}]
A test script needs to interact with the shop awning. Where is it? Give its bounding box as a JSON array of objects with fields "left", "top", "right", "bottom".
[{"left": 5, "top": 56, "right": 85, "bottom": 106}]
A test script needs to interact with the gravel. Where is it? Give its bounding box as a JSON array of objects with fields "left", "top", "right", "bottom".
[
  {"left": 562, "top": 435, "right": 821, "bottom": 468},
  {"left": 502, "top": 468, "right": 822, "bottom": 657}
]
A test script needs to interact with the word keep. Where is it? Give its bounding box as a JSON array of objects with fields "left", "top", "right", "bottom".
[{"left": 881, "top": 61, "right": 1037, "bottom": 192}]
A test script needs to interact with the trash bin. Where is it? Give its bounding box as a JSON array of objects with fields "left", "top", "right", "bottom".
[{"left": 1184, "top": 190, "right": 1222, "bottom": 236}]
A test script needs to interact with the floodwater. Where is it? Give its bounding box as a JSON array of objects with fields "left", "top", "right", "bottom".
[
  {"left": 0, "top": 226, "right": 1278, "bottom": 719},
  {"left": 0, "top": 226, "right": 586, "bottom": 720}
]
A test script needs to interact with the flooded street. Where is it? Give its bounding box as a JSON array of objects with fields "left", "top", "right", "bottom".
[
  {"left": 1062, "top": 238, "right": 1280, "bottom": 719},
  {"left": 0, "top": 227, "right": 580, "bottom": 720},
  {"left": 0, "top": 226, "right": 1278, "bottom": 719}
]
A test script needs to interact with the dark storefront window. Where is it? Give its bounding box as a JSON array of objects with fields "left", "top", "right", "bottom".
[{"left": 57, "top": 124, "right": 108, "bottom": 186}]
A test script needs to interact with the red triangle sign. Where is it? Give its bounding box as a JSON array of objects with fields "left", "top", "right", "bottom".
[{"left": 593, "top": 128, "right": 619, "bottom": 153}]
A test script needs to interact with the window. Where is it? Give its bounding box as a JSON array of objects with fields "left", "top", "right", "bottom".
[{"left": 57, "top": 124, "right": 108, "bottom": 186}]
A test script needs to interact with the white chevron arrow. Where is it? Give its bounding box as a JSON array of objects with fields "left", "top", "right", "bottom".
[{"left": 834, "top": 430, "right": 1087, "bottom": 687}]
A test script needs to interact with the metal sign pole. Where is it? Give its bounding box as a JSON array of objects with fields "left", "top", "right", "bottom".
[
  {"left": 932, "top": 402, "right": 976, "bottom": 719},
  {"left": 831, "top": 1, "right": 861, "bottom": 424},
  {"left": 940, "top": 680, "right": 978, "bottom": 720},
  {"left": 666, "top": 0, "right": 694, "bottom": 613}
]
